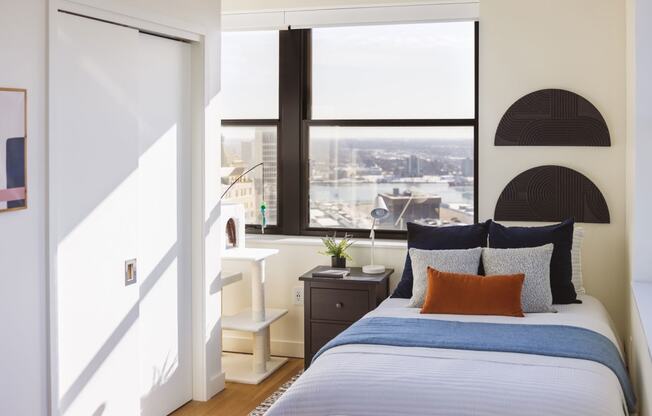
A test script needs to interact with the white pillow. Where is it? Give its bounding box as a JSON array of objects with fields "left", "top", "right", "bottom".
[
  {"left": 408, "top": 247, "right": 483, "bottom": 308},
  {"left": 482, "top": 244, "right": 555, "bottom": 313},
  {"left": 572, "top": 226, "right": 585, "bottom": 295}
]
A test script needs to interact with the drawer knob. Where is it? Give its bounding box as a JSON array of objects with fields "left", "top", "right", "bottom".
[{"left": 335, "top": 302, "right": 343, "bottom": 309}]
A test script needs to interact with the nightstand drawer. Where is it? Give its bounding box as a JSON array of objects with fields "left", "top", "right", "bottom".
[
  {"left": 301, "top": 267, "right": 393, "bottom": 369},
  {"left": 311, "top": 288, "right": 369, "bottom": 322},
  {"left": 310, "top": 322, "right": 349, "bottom": 354}
]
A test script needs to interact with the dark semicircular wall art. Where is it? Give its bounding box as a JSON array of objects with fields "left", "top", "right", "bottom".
[
  {"left": 495, "top": 89, "right": 610, "bottom": 146},
  {"left": 494, "top": 165, "right": 610, "bottom": 224}
]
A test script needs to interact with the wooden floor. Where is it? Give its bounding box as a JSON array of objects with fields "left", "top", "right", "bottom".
[{"left": 172, "top": 358, "right": 304, "bottom": 416}]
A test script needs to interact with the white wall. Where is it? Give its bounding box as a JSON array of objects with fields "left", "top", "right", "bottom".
[
  {"left": 1, "top": 0, "right": 220, "bottom": 414},
  {"left": 0, "top": 1, "right": 48, "bottom": 415},
  {"left": 67, "top": 0, "right": 220, "bottom": 33},
  {"left": 627, "top": 0, "right": 652, "bottom": 414},
  {"left": 628, "top": 0, "right": 652, "bottom": 283},
  {"left": 630, "top": 291, "right": 652, "bottom": 416},
  {"left": 223, "top": 0, "right": 630, "bottom": 357}
]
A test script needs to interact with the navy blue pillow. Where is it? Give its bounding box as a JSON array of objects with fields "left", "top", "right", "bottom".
[
  {"left": 488, "top": 219, "right": 578, "bottom": 304},
  {"left": 391, "top": 221, "right": 490, "bottom": 299}
]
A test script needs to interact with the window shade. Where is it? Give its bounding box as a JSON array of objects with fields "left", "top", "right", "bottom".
[{"left": 222, "top": 2, "right": 479, "bottom": 31}]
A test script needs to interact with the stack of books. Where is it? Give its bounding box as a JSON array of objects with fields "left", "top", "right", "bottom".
[{"left": 311, "top": 268, "right": 350, "bottom": 278}]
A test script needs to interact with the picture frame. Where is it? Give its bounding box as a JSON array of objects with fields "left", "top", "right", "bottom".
[{"left": 0, "top": 88, "right": 27, "bottom": 213}]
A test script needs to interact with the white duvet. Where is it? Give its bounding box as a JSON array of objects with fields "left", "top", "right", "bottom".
[{"left": 266, "top": 295, "right": 629, "bottom": 416}]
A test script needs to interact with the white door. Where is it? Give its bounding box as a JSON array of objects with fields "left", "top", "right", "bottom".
[
  {"left": 137, "top": 32, "right": 193, "bottom": 416},
  {"left": 55, "top": 12, "right": 141, "bottom": 416},
  {"left": 55, "top": 13, "right": 193, "bottom": 416}
]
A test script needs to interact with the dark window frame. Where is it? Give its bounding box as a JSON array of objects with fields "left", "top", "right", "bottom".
[{"left": 222, "top": 22, "right": 479, "bottom": 239}]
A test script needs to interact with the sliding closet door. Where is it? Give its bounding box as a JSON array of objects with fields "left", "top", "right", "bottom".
[
  {"left": 55, "top": 14, "right": 193, "bottom": 415},
  {"left": 54, "top": 12, "right": 141, "bottom": 415},
  {"left": 137, "top": 32, "right": 193, "bottom": 415}
]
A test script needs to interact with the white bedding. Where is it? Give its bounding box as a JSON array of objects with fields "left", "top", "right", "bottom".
[{"left": 266, "top": 295, "right": 628, "bottom": 416}]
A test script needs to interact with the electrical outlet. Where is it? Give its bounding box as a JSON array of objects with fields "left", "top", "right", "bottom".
[{"left": 293, "top": 286, "right": 304, "bottom": 305}]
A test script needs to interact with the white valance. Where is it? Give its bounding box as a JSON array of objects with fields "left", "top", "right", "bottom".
[{"left": 222, "top": 2, "right": 479, "bottom": 31}]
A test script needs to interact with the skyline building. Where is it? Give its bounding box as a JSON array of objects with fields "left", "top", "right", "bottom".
[{"left": 407, "top": 154, "right": 422, "bottom": 177}]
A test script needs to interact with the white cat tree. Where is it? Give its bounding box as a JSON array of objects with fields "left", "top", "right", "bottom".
[{"left": 220, "top": 203, "right": 288, "bottom": 384}]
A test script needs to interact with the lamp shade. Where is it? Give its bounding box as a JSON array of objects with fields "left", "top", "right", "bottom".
[{"left": 370, "top": 195, "right": 389, "bottom": 219}]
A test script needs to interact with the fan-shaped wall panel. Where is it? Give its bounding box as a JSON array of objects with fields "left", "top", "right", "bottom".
[
  {"left": 494, "top": 166, "right": 610, "bottom": 223},
  {"left": 495, "top": 89, "right": 610, "bottom": 146}
]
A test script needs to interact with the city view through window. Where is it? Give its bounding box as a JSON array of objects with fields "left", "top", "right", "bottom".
[
  {"left": 221, "top": 126, "right": 278, "bottom": 226},
  {"left": 220, "top": 21, "right": 476, "bottom": 233},
  {"left": 309, "top": 127, "right": 474, "bottom": 230},
  {"left": 220, "top": 30, "right": 279, "bottom": 226}
]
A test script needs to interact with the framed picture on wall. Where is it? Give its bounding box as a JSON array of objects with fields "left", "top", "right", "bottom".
[{"left": 0, "top": 88, "right": 27, "bottom": 212}]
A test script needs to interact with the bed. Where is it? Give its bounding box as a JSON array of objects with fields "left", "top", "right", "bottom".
[{"left": 266, "top": 295, "right": 632, "bottom": 416}]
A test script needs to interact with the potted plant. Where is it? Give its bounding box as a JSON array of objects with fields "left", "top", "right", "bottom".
[{"left": 320, "top": 233, "right": 354, "bottom": 268}]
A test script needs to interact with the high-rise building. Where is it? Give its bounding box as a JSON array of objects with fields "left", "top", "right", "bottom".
[
  {"left": 328, "top": 138, "right": 339, "bottom": 181},
  {"left": 255, "top": 130, "right": 278, "bottom": 224},
  {"left": 221, "top": 167, "right": 258, "bottom": 222},
  {"left": 241, "top": 140, "right": 254, "bottom": 162},
  {"left": 407, "top": 155, "right": 422, "bottom": 177},
  {"left": 221, "top": 133, "right": 262, "bottom": 224},
  {"left": 462, "top": 157, "right": 473, "bottom": 177}
]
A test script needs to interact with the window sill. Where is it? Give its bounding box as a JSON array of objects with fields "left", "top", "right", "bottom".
[
  {"left": 632, "top": 281, "right": 652, "bottom": 359},
  {"left": 245, "top": 233, "right": 407, "bottom": 249}
]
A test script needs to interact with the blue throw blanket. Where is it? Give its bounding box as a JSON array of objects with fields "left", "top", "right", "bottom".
[{"left": 314, "top": 317, "right": 636, "bottom": 413}]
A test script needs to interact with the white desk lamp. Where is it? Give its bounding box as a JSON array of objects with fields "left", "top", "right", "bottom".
[{"left": 363, "top": 195, "right": 390, "bottom": 274}]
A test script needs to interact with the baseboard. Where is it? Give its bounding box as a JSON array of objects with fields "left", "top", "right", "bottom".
[
  {"left": 223, "top": 334, "right": 304, "bottom": 358},
  {"left": 208, "top": 371, "right": 225, "bottom": 400},
  {"left": 193, "top": 370, "right": 225, "bottom": 402}
]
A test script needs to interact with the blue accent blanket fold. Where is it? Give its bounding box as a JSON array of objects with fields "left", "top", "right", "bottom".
[{"left": 314, "top": 317, "right": 636, "bottom": 413}]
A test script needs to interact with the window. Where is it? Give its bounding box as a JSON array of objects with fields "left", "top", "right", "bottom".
[
  {"left": 220, "top": 31, "right": 279, "bottom": 227},
  {"left": 220, "top": 22, "right": 477, "bottom": 237},
  {"left": 311, "top": 23, "right": 475, "bottom": 120},
  {"left": 221, "top": 125, "right": 278, "bottom": 225},
  {"left": 220, "top": 31, "right": 279, "bottom": 119}
]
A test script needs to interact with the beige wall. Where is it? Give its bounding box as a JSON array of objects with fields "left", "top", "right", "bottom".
[
  {"left": 224, "top": 238, "right": 407, "bottom": 357},
  {"left": 479, "top": 0, "right": 627, "bottom": 333},
  {"left": 223, "top": 0, "right": 629, "bottom": 357}
]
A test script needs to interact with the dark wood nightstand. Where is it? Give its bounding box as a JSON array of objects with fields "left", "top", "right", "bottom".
[{"left": 299, "top": 266, "right": 393, "bottom": 369}]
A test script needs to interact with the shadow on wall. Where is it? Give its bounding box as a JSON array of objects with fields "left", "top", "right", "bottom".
[
  {"left": 141, "top": 353, "right": 180, "bottom": 413},
  {"left": 58, "top": 242, "right": 178, "bottom": 413},
  {"left": 92, "top": 403, "right": 106, "bottom": 416}
]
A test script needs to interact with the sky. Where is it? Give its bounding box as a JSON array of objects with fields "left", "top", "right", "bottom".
[{"left": 220, "top": 21, "right": 475, "bottom": 122}]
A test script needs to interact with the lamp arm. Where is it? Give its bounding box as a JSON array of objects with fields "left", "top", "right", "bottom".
[
  {"left": 394, "top": 193, "right": 414, "bottom": 227},
  {"left": 370, "top": 218, "right": 376, "bottom": 266}
]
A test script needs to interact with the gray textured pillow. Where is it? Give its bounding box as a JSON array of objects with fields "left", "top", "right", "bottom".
[
  {"left": 408, "top": 247, "right": 483, "bottom": 308},
  {"left": 482, "top": 244, "right": 555, "bottom": 313}
]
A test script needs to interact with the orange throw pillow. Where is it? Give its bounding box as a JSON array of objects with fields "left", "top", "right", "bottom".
[{"left": 420, "top": 267, "right": 525, "bottom": 317}]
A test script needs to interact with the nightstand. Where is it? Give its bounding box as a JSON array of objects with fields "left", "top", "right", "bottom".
[{"left": 299, "top": 266, "right": 393, "bottom": 369}]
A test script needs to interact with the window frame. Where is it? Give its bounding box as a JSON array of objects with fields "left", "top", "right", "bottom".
[{"left": 222, "top": 22, "right": 479, "bottom": 239}]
